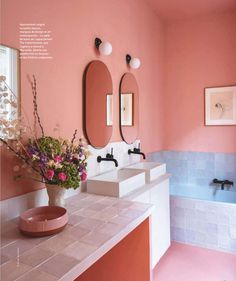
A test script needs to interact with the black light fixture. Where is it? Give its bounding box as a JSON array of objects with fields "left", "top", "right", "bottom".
[
  {"left": 94, "top": 37, "right": 112, "bottom": 56},
  {"left": 126, "top": 54, "right": 132, "bottom": 64},
  {"left": 126, "top": 54, "right": 141, "bottom": 69}
]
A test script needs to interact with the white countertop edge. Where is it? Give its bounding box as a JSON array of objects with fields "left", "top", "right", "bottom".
[{"left": 59, "top": 206, "right": 154, "bottom": 281}]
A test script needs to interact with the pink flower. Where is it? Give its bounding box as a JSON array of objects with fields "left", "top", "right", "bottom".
[
  {"left": 54, "top": 155, "right": 62, "bottom": 163},
  {"left": 81, "top": 172, "right": 87, "bottom": 182},
  {"left": 58, "top": 172, "right": 67, "bottom": 182},
  {"left": 45, "top": 169, "right": 54, "bottom": 180}
]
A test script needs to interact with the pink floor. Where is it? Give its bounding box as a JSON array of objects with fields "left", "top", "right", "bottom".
[{"left": 154, "top": 242, "right": 236, "bottom": 281}]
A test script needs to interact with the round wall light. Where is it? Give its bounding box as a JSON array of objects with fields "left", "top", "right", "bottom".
[
  {"left": 126, "top": 54, "right": 141, "bottom": 69},
  {"left": 95, "top": 38, "right": 112, "bottom": 56}
]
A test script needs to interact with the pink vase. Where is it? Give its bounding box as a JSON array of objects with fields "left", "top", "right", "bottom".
[{"left": 46, "top": 184, "right": 66, "bottom": 207}]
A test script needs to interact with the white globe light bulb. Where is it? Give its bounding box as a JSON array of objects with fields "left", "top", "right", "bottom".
[
  {"left": 99, "top": 41, "right": 112, "bottom": 56},
  {"left": 130, "top": 57, "right": 141, "bottom": 69}
]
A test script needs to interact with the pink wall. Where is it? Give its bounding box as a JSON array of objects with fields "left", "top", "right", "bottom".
[
  {"left": 164, "top": 12, "right": 236, "bottom": 153},
  {"left": 0, "top": 0, "right": 165, "bottom": 200},
  {"left": 1, "top": 1, "right": 236, "bottom": 201}
]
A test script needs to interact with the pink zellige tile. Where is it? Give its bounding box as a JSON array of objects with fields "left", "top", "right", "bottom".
[
  {"left": 1, "top": 240, "right": 35, "bottom": 259},
  {"left": 96, "top": 222, "right": 124, "bottom": 236},
  {"left": 99, "top": 197, "right": 118, "bottom": 206},
  {"left": 38, "top": 254, "right": 78, "bottom": 278},
  {"left": 66, "top": 203, "right": 82, "bottom": 214},
  {"left": 65, "top": 193, "right": 89, "bottom": 204},
  {"left": 81, "top": 195, "right": 104, "bottom": 204},
  {"left": 109, "top": 215, "right": 134, "bottom": 226},
  {"left": 66, "top": 225, "right": 90, "bottom": 240},
  {"left": 112, "top": 200, "right": 133, "bottom": 209},
  {"left": 68, "top": 214, "right": 85, "bottom": 226},
  {"left": 1, "top": 220, "right": 17, "bottom": 232},
  {"left": 119, "top": 208, "right": 144, "bottom": 219},
  {"left": 62, "top": 241, "right": 98, "bottom": 261},
  {"left": 77, "top": 218, "right": 104, "bottom": 231},
  {"left": 0, "top": 260, "right": 32, "bottom": 281},
  {"left": 1, "top": 229, "right": 21, "bottom": 248},
  {"left": 87, "top": 203, "right": 108, "bottom": 211},
  {"left": 92, "top": 207, "right": 119, "bottom": 221},
  {"left": 129, "top": 202, "right": 152, "bottom": 211},
  {"left": 16, "top": 269, "right": 57, "bottom": 281},
  {"left": 74, "top": 208, "right": 98, "bottom": 218},
  {"left": 38, "top": 234, "right": 77, "bottom": 252},
  {"left": 19, "top": 247, "right": 55, "bottom": 267},
  {"left": 80, "top": 231, "right": 111, "bottom": 247},
  {"left": 1, "top": 228, "right": 51, "bottom": 248},
  {"left": 0, "top": 255, "right": 10, "bottom": 265}
]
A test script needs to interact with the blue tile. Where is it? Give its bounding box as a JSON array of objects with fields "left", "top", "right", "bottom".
[
  {"left": 230, "top": 239, "right": 236, "bottom": 252},
  {"left": 175, "top": 227, "right": 186, "bottom": 242},
  {"left": 149, "top": 150, "right": 236, "bottom": 200},
  {"left": 185, "top": 229, "right": 196, "bottom": 243}
]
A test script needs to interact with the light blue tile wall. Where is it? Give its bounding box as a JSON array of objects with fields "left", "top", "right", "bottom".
[
  {"left": 148, "top": 151, "right": 236, "bottom": 188},
  {"left": 147, "top": 150, "right": 236, "bottom": 253},
  {"left": 170, "top": 196, "right": 236, "bottom": 253}
]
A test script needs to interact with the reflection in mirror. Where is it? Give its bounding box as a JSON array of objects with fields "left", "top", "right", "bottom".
[
  {"left": 84, "top": 60, "right": 113, "bottom": 148},
  {"left": 0, "top": 45, "right": 20, "bottom": 139},
  {"left": 119, "top": 73, "right": 139, "bottom": 144},
  {"left": 121, "top": 93, "right": 133, "bottom": 126},
  {"left": 106, "top": 94, "right": 113, "bottom": 126}
]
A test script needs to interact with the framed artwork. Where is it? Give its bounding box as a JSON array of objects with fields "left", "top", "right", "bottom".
[{"left": 205, "top": 85, "right": 236, "bottom": 125}]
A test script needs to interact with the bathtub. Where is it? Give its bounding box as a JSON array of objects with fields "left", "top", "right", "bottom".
[
  {"left": 171, "top": 184, "right": 236, "bottom": 204},
  {"left": 170, "top": 184, "right": 236, "bottom": 253}
]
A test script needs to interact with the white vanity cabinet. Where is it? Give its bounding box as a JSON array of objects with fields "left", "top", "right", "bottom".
[{"left": 132, "top": 178, "right": 170, "bottom": 268}]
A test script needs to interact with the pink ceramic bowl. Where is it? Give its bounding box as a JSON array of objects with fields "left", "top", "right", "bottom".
[{"left": 19, "top": 206, "right": 68, "bottom": 237}]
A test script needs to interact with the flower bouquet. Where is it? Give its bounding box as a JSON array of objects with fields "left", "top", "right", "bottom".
[{"left": 0, "top": 75, "right": 89, "bottom": 206}]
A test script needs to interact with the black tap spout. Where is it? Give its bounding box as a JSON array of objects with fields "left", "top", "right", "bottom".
[
  {"left": 128, "top": 148, "right": 146, "bottom": 160},
  {"left": 97, "top": 156, "right": 119, "bottom": 167},
  {"left": 213, "top": 178, "right": 234, "bottom": 190}
]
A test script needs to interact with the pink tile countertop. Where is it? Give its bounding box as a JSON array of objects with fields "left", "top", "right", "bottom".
[{"left": 0, "top": 193, "right": 153, "bottom": 281}]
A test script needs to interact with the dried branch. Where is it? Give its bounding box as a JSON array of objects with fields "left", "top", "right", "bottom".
[
  {"left": 31, "top": 75, "right": 44, "bottom": 137},
  {"left": 0, "top": 138, "right": 42, "bottom": 176},
  {"left": 71, "top": 129, "right": 77, "bottom": 144},
  {"left": 2, "top": 80, "right": 37, "bottom": 141}
]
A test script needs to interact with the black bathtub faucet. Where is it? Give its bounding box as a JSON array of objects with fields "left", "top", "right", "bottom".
[
  {"left": 128, "top": 143, "right": 146, "bottom": 159},
  {"left": 212, "top": 178, "right": 234, "bottom": 190},
  {"left": 97, "top": 147, "right": 118, "bottom": 167}
]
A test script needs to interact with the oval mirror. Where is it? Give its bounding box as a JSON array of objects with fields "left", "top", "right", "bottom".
[
  {"left": 84, "top": 60, "right": 113, "bottom": 148},
  {"left": 119, "top": 73, "right": 139, "bottom": 144}
]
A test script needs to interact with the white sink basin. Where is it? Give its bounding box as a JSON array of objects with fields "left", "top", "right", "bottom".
[
  {"left": 125, "top": 162, "right": 166, "bottom": 183},
  {"left": 87, "top": 169, "right": 146, "bottom": 197}
]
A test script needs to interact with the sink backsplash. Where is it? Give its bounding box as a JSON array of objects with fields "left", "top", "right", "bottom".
[
  {"left": 87, "top": 140, "right": 141, "bottom": 178},
  {"left": 1, "top": 140, "right": 141, "bottom": 223}
]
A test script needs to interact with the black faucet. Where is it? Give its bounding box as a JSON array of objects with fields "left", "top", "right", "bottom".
[
  {"left": 128, "top": 143, "right": 146, "bottom": 159},
  {"left": 213, "top": 178, "right": 234, "bottom": 190},
  {"left": 97, "top": 148, "right": 118, "bottom": 167}
]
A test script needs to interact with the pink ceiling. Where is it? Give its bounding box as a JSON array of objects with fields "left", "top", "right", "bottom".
[{"left": 146, "top": 0, "right": 236, "bottom": 22}]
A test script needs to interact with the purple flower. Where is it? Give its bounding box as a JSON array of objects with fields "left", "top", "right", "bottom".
[
  {"left": 40, "top": 154, "right": 48, "bottom": 164},
  {"left": 78, "top": 165, "right": 84, "bottom": 172},
  {"left": 27, "top": 145, "right": 38, "bottom": 156},
  {"left": 65, "top": 153, "right": 72, "bottom": 161}
]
